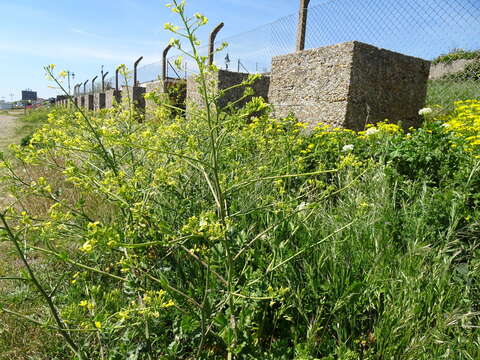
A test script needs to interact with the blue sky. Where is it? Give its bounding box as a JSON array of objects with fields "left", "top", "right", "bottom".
[
  {"left": 0, "top": 0, "right": 311, "bottom": 100},
  {"left": 1, "top": 0, "right": 479, "bottom": 100}
]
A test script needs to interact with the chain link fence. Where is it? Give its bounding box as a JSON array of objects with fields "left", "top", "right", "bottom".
[{"left": 98, "top": 0, "right": 480, "bottom": 106}]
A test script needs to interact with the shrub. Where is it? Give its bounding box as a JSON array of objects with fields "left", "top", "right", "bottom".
[{"left": 432, "top": 49, "right": 480, "bottom": 65}]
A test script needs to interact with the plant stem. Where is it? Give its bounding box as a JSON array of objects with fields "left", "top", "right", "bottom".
[{"left": 0, "top": 212, "right": 86, "bottom": 359}]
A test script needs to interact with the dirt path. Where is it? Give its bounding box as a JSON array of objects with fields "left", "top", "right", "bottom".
[
  {"left": 0, "top": 112, "right": 21, "bottom": 150},
  {"left": 0, "top": 114, "right": 20, "bottom": 151},
  {"left": 0, "top": 112, "right": 21, "bottom": 206}
]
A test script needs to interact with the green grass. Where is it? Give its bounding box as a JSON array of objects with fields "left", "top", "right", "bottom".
[
  {"left": 426, "top": 79, "right": 480, "bottom": 113},
  {"left": 0, "top": 106, "right": 57, "bottom": 359},
  {"left": 0, "top": 107, "right": 50, "bottom": 153},
  {"left": 0, "top": 243, "right": 64, "bottom": 360},
  {"left": 15, "top": 107, "right": 51, "bottom": 145}
]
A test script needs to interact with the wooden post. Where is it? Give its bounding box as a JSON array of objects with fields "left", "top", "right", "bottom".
[{"left": 296, "top": 0, "right": 310, "bottom": 52}]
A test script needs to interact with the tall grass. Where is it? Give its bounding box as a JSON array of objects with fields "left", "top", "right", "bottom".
[{"left": 427, "top": 79, "right": 480, "bottom": 113}]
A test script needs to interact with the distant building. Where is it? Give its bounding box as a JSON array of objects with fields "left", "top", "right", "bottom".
[{"left": 22, "top": 90, "right": 37, "bottom": 101}]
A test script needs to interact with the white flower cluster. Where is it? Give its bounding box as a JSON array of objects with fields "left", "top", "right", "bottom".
[
  {"left": 365, "top": 127, "right": 379, "bottom": 136},
  {"left": 296, "top": 202, "right": 309, "bottom": 211},
  {"left": 418, "top": 107, "right": 433, "bottom": 116},
  {"left": 342, "top": 144, "right": 354, "bottom": 152}
]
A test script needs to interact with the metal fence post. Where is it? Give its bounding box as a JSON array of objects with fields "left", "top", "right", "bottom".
[
  {"left": 209, "top": 22, "right": 225, "bottom": 66},
  {"left": 115, "top": 67, "right": 120, "bottom": 92},
  {"left": 102, "top": 72, "right": 109, "bottom": 92},
  {"left": 296, "top": 0, "right": 310, "bottom": 51},
  {"left": 163, "top": 44, "right": 173, "bottom": 91},
  {"left": 163, "top": 44, "right": 173, "bottom": 81},
  {"left": 83, "top": 80, "right": 89, "bottom": 95},
  {"left": 91, "top": 76, "right": 98, "bottom": 93},
  {"left": 134, "top": 56, "right": 143, "bottom": 86}
]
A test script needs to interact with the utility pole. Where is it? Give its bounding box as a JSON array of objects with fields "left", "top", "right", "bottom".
[
  {"left": 296, "top": 0, "right": 311, "bottom": 52},
  {"left": 225, "top": 53, "right": 230, "bottom": 70}
]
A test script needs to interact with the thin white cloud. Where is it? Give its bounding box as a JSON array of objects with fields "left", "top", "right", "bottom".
[
  {"left": 0, "top": 40, "right": 136, "bottom": 62},
  {"left": 69, "top": 27, "right": 163, "bottom": 48},
  {"left": 69, "top": 28, "right": 102, "bottom": 38}
]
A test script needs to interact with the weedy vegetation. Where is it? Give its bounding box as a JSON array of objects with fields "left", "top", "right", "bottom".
[
  {"left": 432, "top": 48, "right": 480, "bottom": 65},
  {"left": 0, "top": 1, "right": 480, "bottom": 359},
  {"left": 18, "top": 106, "right": 52, "bottom": 146}
]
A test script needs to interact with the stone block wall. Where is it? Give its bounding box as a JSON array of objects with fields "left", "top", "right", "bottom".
[
  {"left": 80, "top": 96, "right": 86, "bottom": 109},
  {"left": 187, "top": 70, "right": 270, "bottom": 110},
  {"left": 268, "top": 41, "right": 430, "bottom": 130},
  {"left": 105, "top": 90, "right": 121, "bottom": 108},
  {"left": 86, "top": 95, "right": 94, "bottom": 111},
  {"left": 143, "top": 79, "right": 187, "bottom": 119},
  {"left": 121, "top": 86, "right": 146, "bottom": 112},
  {"left": 57, "top": 41, "right": 430, "bottom": 131},
  {"left": 144, "top": 80, "right": 163, "bottom": 116},
  {"left": 93, "top": 93, "right": 106, "bottom": 110},
  {"left": 348, "top": 42, "right": 430, "bottom": 130},
  {"left": 56, "top": 95, "right": 68, "bottom": 107},
  {"left": 429, "top": 59, "right": 476, "bottom": 80}
]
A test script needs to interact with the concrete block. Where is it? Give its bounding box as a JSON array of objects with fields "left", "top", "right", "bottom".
[
  {"left": 144, "top": 79, "right": 187, "bottom": 117},
  {"left": 93, "top": 93, "right": 106, "bottom": 110},
  {"left": 121, "top": 86, "right": 146, "bottom": 112},
  {"left": 144, "top": 80, "right": 163, "bottom": 115},
  {"left": 105, "top": 90, "right": 121, "bottom": 108},
  {"left": 56, "top": 95, "right": 68, "bottom": 107},
  {"left": 429, "top": 59, "right": 476, "bottom": 80},
  {"left": 86, "top": 95, "right": 94, "bottom": 111},
  {"left": 187, "top": 70, "right": 270, "bottom": 110},
  {"left": 268, "top": 41, "right": 431, "bottom": 130}
]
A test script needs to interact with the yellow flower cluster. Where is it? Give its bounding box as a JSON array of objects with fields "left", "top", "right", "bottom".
[
  {"left": 443, "top": 100, "right": 480, "bottom": 157},
  {"left": 181, "top": 212, "right": 226, "bottom": 241}
]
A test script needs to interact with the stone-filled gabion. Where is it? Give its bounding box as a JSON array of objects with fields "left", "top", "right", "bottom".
[
  {"left": 187, "top": 70, "right": 270, "bottom": 110},
  {"left": 268, "top": 41, "right": 431, "bottom": 130},
  {"left": 93, "top": 93, "right": 106, "bottom": 110},
  {"left": 121, "top": 86, "right": 146, "bottom": 112},
  {"left": 86, "top": 94, "right": 94, "bottom": 111},
  {"left": 105, "top": 90, "right": 121, "bottom": 109},
  {"left": 144, "top": 79, "right": 187, "bottom": 119}
]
